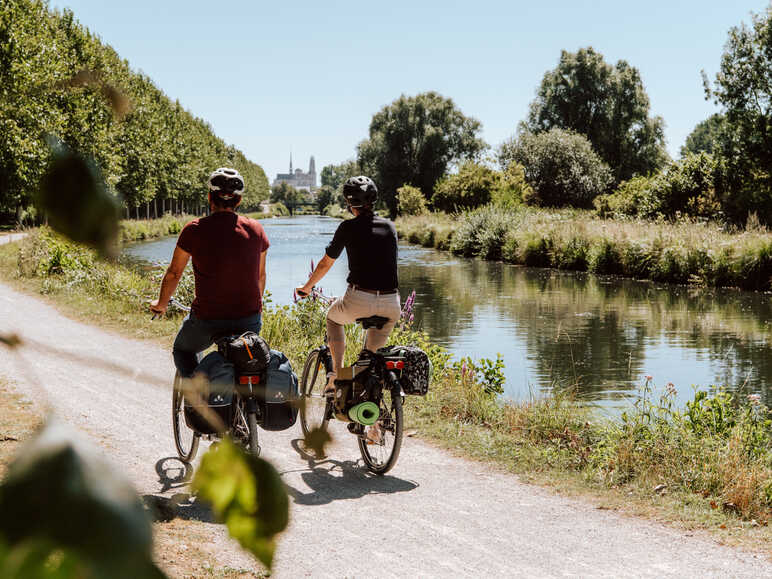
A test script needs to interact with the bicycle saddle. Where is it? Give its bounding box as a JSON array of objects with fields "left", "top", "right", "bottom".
[{"left": 356, "top": 315, "right": 390, "bottom": 330}]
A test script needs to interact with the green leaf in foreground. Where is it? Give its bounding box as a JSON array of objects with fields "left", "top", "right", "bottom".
[
  {"left": 36, "top": 142, "right": 120, "bottom": 258},
  {"left": 0, "top": 421, "right": 164, "bottom": 578},
  {"left": 192, "top": 438, "right": 289, "bottom": 569}
]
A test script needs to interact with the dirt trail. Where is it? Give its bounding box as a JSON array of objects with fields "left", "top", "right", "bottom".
[{"left": 1, "top": 280, "right": 770, "bottom": 578}]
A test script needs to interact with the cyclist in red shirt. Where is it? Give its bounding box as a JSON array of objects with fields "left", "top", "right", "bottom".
[{"left": 150, "top": 168, "right": 270, "bottom": 376}]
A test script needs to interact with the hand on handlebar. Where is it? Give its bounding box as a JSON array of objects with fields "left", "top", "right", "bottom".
[
  {"left": 294, "top": 286, "right": 311, "bottom": 299},
  {"left": 149, "top": 298, "right": 167, "bottom": 320}
]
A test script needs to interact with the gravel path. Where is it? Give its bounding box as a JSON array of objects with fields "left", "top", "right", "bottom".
[{"left": 1, "top": 280, "right": 770, "bottom": 578}]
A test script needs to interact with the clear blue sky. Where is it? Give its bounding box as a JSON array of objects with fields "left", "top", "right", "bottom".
[{"left": 50, "top": 0, "right": 769, "bottom": 184}]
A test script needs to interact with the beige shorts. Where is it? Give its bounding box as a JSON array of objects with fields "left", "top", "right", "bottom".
[{"left": 327, "top": 286, "right": 402, "bottom": 351}]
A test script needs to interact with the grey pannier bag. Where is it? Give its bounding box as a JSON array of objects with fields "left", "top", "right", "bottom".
[{"left": 379, "top": 345, "right": 432, "bottom": 396}]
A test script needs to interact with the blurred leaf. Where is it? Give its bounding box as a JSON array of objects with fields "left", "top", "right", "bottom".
[
  {"left": 56, "top": 69, "right": 132, "bottom": 120},
  {"left": 0, "top": 421, "right": 164, "bottom": 579},
  {"left": 0, "top": 538, "right": 88, "bottom": 578},
  {"left": 304, "top": 426, "right": 332, "bottom": 458},
  {"left": 0, "top": 334, "right": 22, "bottom": 349},
  {"left": 37, "top": 142, "right": 120, "bottom": 258},
  {"left": 192, "top": 438, "right": 288, "bottom": 569}
]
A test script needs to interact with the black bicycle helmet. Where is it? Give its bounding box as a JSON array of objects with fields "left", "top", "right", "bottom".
[
  {"left": 208, "top": 167, "right": 245, "bottom": 200},
  {"left": 342, "top": 175, "right": 378, "bottom": 207}
]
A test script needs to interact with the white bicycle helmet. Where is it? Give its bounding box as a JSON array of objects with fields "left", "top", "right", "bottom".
[{"left": 208, "top": 167, "right": 245, "bottom": 199}]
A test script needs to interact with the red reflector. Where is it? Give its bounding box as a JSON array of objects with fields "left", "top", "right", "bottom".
[
  {"left": 386, "top": 361, "right": 395, "bottom": 369},
  {"left": 386, "top": 361, "right": 405, "bottom": 370},
  {"left": 239, "top": 375, "right": 260, "bottom": 384},
  {"left": 396, "top": 361, "right": 404, "bottom": 370}
]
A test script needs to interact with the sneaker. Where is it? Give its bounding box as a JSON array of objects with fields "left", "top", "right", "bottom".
[{"left": 323, "top": 372, "right": 336, "bottom": 397}]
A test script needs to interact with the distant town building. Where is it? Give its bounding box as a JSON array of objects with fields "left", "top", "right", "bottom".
[{"left": 273, "top": 154, "right": 317, "bottom": 192}]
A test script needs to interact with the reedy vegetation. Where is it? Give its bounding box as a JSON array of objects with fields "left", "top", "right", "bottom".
[
  {"left": 1, "top": 231, "right": 771, "bottom": 523},
  {"left": 397, "top": 207, "right": 772, "bottom": 291}
]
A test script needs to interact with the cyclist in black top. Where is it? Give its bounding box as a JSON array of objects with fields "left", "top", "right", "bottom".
[{"left": 296, "top": 176, "right": 401, "bottom": 399}]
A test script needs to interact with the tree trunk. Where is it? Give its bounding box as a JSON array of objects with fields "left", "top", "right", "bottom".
[
  {"left": 135, "top": 206, "right": 139, "bottom": 220},
  {"left": 153, "top": 198, "right": 158, "bottom": 219},
  {"left": 145, "top": 202, "right": 149, "bottom": 220},
  {"left": 125, "top": 206, "right": 129, "bottom": 219}
]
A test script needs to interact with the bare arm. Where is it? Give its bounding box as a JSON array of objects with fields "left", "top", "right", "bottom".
[
  {"left": 150, "top": 246, "right": 190, "bottom": 314},
  {"left": 296, "top": 254, "right": 335, "bottom": 296},
  {"left": 258, "top": 249, "right": 267, "bottom": 298}
]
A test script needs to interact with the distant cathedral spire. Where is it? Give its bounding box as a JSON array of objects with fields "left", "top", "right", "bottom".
[
  {"left": 289, "top": 151, "right": 293, "bottom": 174},
  {"left": 309, "top": 156, "right": 316, "bottom": 175}
]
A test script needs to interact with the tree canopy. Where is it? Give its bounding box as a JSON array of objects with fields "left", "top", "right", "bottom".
[
  {"left": 357, "top": 92, "right": 486, "bottom": 216},
  {"left": 523, "top": 47, "right": 668, "bottom": 183},
  {"left": 704, "top": 8, "right": 772, "bottom": 223},
  {"left": 681, "top": 114, "right": 726, "bottom": 157},
  {"left": 500, "top": 128, "right": 613, "bottom": 208},
  {"left": 0, "top": 0, "right": 268, "bottom": 222}
]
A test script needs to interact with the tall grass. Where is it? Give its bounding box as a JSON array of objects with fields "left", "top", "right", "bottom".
[
  {"left": 397, "top": 207, "right": 772, "bottom": 291},
  {"left": 120, "top": 211, "right": 272, "bottom": 244},
  {"left": 2, "top": 230, "right": 771, "bottom": 522}
]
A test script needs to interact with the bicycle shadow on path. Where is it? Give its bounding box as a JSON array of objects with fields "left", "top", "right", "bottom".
[
  {"left": 282, "top": 438, "right": 419, "bottom": 506},
  {"left": 142, "top": 456, "right": 215, "bottom": 523}
]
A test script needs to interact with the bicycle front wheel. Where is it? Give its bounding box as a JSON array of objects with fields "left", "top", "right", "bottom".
[
  {"left": 172, "top": 372, "right": 199, "bottom": 462},
  {"left": 300, "top": 347, "right": 331, "bottom": 437},
  {"left": 358, "top": 389, "right": 403, "bottom": 475}
]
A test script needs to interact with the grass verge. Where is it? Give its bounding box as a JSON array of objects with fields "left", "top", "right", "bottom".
[
  {"left": 0, "top": 230, "right": 770, "bottom": 556},
  {"left": 120, "top": 212, "right": 273, "bottom": 245},
  {"left": 396, "top": 207, "right": 772, "bottom": 291}
]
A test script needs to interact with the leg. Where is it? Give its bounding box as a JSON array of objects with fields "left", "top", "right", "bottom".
[
  {"left": 325, "top": 289, "right": 368, "bottom": 389},
  {"left": 326, "top": 317, "right": 346, "bottom": 377},
  {"left": 363, "top": 293, "right": 402, "bottom": 352},
  {"left": 172, "top": 314, "right": 215, "bottom": 377}
]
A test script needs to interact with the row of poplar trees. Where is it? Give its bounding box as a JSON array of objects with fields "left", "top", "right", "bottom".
[{"left": 0, "top": 0, "right": 269, "bottom": 223}]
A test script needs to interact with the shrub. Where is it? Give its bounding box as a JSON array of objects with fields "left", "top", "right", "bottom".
[
  {"left": 396, "top": 185, "right": 428, "bottom": 216},
  {"left": 449, "top": 205, "right": 514, "bottom": 259},
  {"left": 271, "top": 202, "right": 289, "bottom": 216},
  {"left": 594, "top": 175, "right": 659, "bottom": 218},
  {"left": 595, "top": 153, "right": 719, "bottom": 220},
  {"left": 432, "top": 161, "right": 497, "bottom": 212},
  {"left": 492, "top": 162, "right": 531, "bottom": 208},
  {"left": 499, "top": 129, "right": 613, "bottom": 208}
]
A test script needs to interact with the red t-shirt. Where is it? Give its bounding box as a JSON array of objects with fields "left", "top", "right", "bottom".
[{"left": 177, "top": 212, "right": 270, "bottom": 320}]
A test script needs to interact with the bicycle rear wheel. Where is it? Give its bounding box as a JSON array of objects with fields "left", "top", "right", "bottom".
[
  {"left": 358, "top": 388, "right": 403, "bottom": 475},
  {"left": 299, "top": 347, "right": 331, "bottom": 437},
  {"left": 247, "top": 411, "right": 260, "bottom": 457},
  {"left": 172, "top": 372, "right": 199, "bottom": 462}
]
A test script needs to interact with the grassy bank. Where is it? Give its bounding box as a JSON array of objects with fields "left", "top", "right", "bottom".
[
  {"left": 119, "top": 211, "right": 273, "bottom": 244},
  {"left": 396, "top": 207, "right": 772, "bottom": 291},
  {"left": 0, "top": 230, "right": 770, "bottom": 552}
]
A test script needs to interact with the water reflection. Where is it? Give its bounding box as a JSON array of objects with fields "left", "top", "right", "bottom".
[{"left": 124, "top": 216, "right": 772, "bottom": 408}]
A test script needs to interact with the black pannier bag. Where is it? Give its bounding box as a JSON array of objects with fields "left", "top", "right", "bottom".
[
  {"left": 260, "top": 349, "right": 299, "bottom": 431},
  {"left": 217, "top": 331, "right": 271, "bottom": 375},
  {"left": 184, "top": 351, "right": 235, "bottom": 434},
  {"left": 379, "top": 345, "right": 432, "bottom": 396}
]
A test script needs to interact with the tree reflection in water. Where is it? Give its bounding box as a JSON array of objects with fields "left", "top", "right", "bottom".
[{"left": 398, "top": 243, "right": 772, "bottom": 408}]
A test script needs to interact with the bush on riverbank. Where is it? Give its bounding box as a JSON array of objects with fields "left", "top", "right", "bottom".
[
  {"left": 119, "top": 214, "right": 194, "bottom": 243},
  {"left": 397, "top": 208, "right": 772, "bottom": 291},
  {"left": 0, "top": 232, "right": 770, "bottom": 525}
]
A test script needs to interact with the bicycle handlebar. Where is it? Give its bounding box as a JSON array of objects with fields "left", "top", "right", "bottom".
[
  {"left": 150, "top": 296, "right": 190, "bottom": 320},
  {"left": 294, "top": 286, "right": 334, "bottom": 305}
]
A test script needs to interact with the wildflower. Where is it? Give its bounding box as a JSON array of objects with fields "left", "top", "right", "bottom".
[
  {"left": 747, "top": 394, "right": 761, "bottom": 406},
  {"left": 645, "top": 375, "right": 653, "bottom": 381},
  {"left": 666, "top": 382, "right": 677, "bottom": 396}
]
